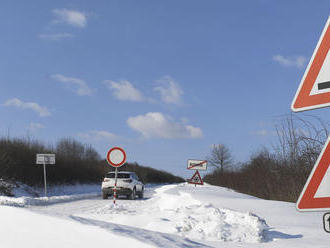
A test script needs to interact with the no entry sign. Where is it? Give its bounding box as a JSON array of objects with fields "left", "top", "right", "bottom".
[
  {"left": 106, "top": 147, "right": 126, "bottom": 167},
  {"left": 106, "top": 147, "right": 127, "bottom": 205}
]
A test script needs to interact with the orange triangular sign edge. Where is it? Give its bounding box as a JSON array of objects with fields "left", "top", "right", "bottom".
[
  {"left": 297, "top": 135, "right": 330, "bottom": 211},
  {"left": 291, "top": 16, "right": 330, "bottom": 112},
  {"left": 188, "top": 170, "right": 203, "bottom": 185}
]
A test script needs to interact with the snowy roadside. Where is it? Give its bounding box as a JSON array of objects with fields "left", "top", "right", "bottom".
[
  {"left": 0, "top": 183, "right": 101, "bottom": 207},
  {"left": 0, "top": 193, "right": 100, "bottom": 207},
  {"left": 12, "top": 182, "right": 101, "bottom": 197}
]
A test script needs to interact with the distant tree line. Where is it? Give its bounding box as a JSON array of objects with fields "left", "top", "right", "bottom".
[
  {"left": 204, "top": 115, "right": 329, "bottom": 202},
  {"left": 0, "top": 137, "right": 184, "bottom": 195},
  {"left": 110, "top": 162, "right": 184, "bottom": 184}
]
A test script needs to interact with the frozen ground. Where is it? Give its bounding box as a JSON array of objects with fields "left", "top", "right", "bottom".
[{"left": 1, "top": 183, "right": 329, "bottom": 247}]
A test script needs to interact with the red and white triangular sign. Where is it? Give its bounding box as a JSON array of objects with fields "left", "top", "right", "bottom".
[
  {"left": 188, "top": 171, "right": 203, "bottom": 185},
  {"left": 291, "top": 17, "right": 330, "bottom": 112},
  {"left": 297, "top": 136, "right": 330, "bottom": 211}
]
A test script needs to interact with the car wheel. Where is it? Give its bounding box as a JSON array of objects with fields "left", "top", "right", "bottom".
[
  {"left": 138, "top": 187, "right": 144, "bottom": 199},
  {"left": 129, "top": 188, "right": 136, "bottom": 200},
  {"left": 102, "top": 192, "right": 108, "bottom": 199},
  {"left": 138, "top": 190, "right": 144, "bottom": 199}
]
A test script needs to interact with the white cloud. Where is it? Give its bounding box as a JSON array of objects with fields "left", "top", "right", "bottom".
[
  {"left": 39, "top": 33, "right": 74, "bottom": 41},
  {"left": 127, "top": 112, "right": 202, "bottom": 139},
  {"left": 52, "top": 9, "right": 87, "bottom": 28},
  {"left": 253, "top": 129, "right": 268, "bottom": 136},
  {"left": 29, "top": 122, "right": 45, "bottom": 132},
  {"left": 273, "top": 55, "right": 306, "bottom": 69},
  {"left": 78, "top": 130, "right": 117, "bottom": 141},
  {"left": 51, "top": 74, "right": 93, "bottom": 96},
  {"left": 251, "top": 129, "right": 280, "bottom": 137},
  {"left": 104, "top": 80, "right": 145, "bottom": 102},
  {"left": 154, "top": 76, "right": 183, "bottom": 104},
  {"left": 3, "top": 98, "right": 50, "bottom": 117}
]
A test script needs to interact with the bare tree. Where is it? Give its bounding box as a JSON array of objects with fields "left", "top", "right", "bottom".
[
  {"left": 274, "top": 114, "right": 328, "bottom": 168},
  {"left": 56, "top": 138, "right": 85, "bottom": 160},
  {"left": 207, "top": 144, "right": 232, "bottom": 173}
]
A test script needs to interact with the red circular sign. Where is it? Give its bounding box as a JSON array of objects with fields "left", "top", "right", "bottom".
[{"left": 106, "top": 147, "right": 126, "bottom": 167}]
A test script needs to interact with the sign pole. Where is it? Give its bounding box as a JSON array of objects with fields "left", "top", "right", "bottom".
[
  {"left": 43, "top": 161, "right": 47, "bottom": 197},
  {"left": 36, "top": 154, "right": 55, "bottom": 197},
  {"left": 113, "top": 167, "right": 118, "bottom": 205}
]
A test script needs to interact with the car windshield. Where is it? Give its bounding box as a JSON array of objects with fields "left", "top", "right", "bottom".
[{"left": 106, "top": 173, "right": 130, "bottom": 179}]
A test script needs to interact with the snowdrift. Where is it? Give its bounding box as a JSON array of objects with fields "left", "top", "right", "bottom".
[{"left": 86, "top": 184, "right": 268, "bottom": 243}]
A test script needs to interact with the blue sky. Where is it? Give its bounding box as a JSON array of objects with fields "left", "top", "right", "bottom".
[{"left": 1, "top": 0, "right": 329, "bottom": 177}]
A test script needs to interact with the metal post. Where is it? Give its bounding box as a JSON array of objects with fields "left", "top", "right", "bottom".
[
  {"left": 113, "top": 168, "right": 118, "bottom": 205},
  {"left": 43, "top": 162, "right": 47, "bottom": 197}
]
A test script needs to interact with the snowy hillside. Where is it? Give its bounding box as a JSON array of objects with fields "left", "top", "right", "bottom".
[{"left": 1, "top": 183, "right": 329, "bottom": 247}]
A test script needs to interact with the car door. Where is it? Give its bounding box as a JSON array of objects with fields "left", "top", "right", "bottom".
[{"left": 133, "top": 173, "right": 142, "bottom": 191}]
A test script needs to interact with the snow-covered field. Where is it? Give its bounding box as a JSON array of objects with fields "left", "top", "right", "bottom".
[{"left": 1, "top": 183, "right": 329, "bottom": 247}]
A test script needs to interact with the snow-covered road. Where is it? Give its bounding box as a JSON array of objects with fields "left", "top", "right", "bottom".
[
  {"left": 1, "top": 183, "right": 329, "bottom": 247},
  {"left": 29, "top": 184, "right": 158, "bottom": 218}
]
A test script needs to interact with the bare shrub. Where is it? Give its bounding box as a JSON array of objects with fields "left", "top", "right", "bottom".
[{"left": 204, "top": 114, "right": 329, "bottom": 202}]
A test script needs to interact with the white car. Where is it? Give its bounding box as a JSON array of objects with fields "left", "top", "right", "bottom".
[{"left": 101, "top": 171, "right": 144, "bottom": 200}]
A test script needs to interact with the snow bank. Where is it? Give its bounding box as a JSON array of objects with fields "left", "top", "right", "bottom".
[
  {"left": 0, "top": 193, "right": 99, "bottom": 207},
  {"left": 88, "top": 183, "right": 268, "bottom": 243},
  {"left": 174, "top": 203, "right": 267, "bottom": 242},
  {"left": 152, "top": 184, "right": 268, "bottom": 242},
  {"left": 0, "top": 182, "right": 101, "bottom": 207},
  {"left": 12, "top": 182, "right": 100, "bottom": 197}
]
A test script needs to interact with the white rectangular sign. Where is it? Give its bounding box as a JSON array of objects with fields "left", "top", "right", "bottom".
[
  {"left": 187, "top": 159, "right": 207, "bottom": 170},
  {"left": 36, "top": 154, "right": 56, "bottom": 165}
]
